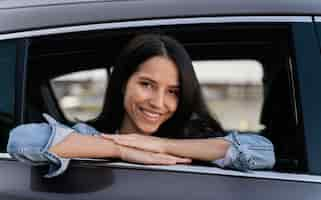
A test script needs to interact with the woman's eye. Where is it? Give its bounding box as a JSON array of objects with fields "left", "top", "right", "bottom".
[
  {"left": 168, "top": 89, "right": 179, "bottom": 97},
  {"left": 140, "top": 81, "right": 153, "bottom": 88}
]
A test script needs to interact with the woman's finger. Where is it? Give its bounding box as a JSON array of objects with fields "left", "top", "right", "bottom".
[
  {"left": 153, "top": 154, "right": 182, "bottom": 165},
  {"left": 105, "top": 136, "right": 151, "bottom": 150},
  {"left": 175, "top": 157, "right": 192, "bottom": 164},
  {"left": 100, "top": 134, "right": 117, "bottom": 140},
  {"left": 162, "top": 154, "right": 192, "bottom": 164},
  {"left": 100, "top": 135, "right": 133, "bottom": 146},
  {"left": 101, "top": 134, "right": 165, "bottom": 154},
  {"left": 154, "top": 153, "right": 191, "bottom": 165},
  {"left": 151, "top": 156, "right": 177, "bottom": 165},
  {"left": 101, "top": 135, "right": 138, "bottom": 147}
]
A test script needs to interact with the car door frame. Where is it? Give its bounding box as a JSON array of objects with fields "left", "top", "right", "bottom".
[{"left": 1, "top": 15, "right": 321, "bottom": 200}]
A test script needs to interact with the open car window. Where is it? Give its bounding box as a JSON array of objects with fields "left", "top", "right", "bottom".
[{"left": 23, "top": 23, "right": 305, "bottom": 175}]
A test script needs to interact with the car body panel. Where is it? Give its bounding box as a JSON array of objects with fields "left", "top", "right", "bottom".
[
  {"left": 1, "top": 1, "right": 321, "bottom": 199},
  {"left": 0, "top": 158, "right": 321, "bottom": 200},
  {"left": 0, "top": 16, "right": 313, "bottom": 41}
]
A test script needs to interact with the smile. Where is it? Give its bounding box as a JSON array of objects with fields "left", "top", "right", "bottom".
[{"left": 139, "top": 107, "right": 162, "bottom": 121}]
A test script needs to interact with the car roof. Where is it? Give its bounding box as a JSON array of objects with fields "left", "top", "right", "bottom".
[{"left": 1, "top": 0, "right": 321, "bottom": 34}]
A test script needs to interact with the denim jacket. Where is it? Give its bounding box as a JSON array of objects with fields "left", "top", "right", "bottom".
[{"left": 7, "top": 114, "right": 275, "bottom": 178}]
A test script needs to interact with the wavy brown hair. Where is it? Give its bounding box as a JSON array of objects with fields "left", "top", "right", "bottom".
[{"left": 91, "top": 34, "right": 225, "bottom": 138}]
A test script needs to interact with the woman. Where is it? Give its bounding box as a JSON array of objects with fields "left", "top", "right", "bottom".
[{"left": 7, "top": 34, "right": 275, "bottom": 178}]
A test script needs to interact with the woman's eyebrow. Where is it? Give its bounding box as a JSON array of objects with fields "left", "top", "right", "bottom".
[
  {"left": 169, "top": 85, "right": 180, "bottom": 89},
  {"left": 137, "top": 76, "right": 179, "bottom": 88}
]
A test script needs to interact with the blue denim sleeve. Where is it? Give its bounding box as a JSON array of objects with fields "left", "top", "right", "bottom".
[
  {"left": 212, "top": 131, "right": 275, "bottom": 171},
  {"left": 72, "top": 122, "right": 100, "bottom": 136},
  {"left": 6, "top": 114, "right": 100, "bottom": 178}
]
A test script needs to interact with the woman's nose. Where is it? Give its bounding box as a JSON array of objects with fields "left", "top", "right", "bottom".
[{"left": 149, "top": 90, "right": 165, "bottom": 109}]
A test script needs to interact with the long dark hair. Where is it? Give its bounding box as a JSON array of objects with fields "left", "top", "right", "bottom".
[{"left": 91, "top": 34, "right": 225, "bottom": 138}]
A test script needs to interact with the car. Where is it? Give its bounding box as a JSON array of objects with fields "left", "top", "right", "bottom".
[{"left": 1, "top": 0, "right": 321, "bottom": 199}]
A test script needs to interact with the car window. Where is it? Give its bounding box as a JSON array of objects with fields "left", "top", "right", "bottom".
[
  {"left": 193, "top": 59, "right": 263, "bottom": 132},
  {"left": 0, "top": 40, "right": 16, "bottom": 152},
  {"left": 25, "top": 24, "right": 301, "bottom": 173},
  {"left": 50, "top": 69, "right": 108, "bottom": 122}
]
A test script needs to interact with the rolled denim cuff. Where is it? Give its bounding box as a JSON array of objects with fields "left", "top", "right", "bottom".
[
  {"left": 41, "top": 114, "right": 74, "bottom": 178},
  {"left": 213, "top": 131, "right": 275, "bottom": 171},
  {"left": 7, "top": 114, "right": 74, "bottom": 178}
]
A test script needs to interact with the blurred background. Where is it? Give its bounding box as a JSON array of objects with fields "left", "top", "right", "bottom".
[{"left": 51, "top": 59, "right": 264, "bottom": 132}]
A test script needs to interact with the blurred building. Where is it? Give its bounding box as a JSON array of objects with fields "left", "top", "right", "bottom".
[{"left": 51, "top": 60, "right": 264, "bottom": 131}]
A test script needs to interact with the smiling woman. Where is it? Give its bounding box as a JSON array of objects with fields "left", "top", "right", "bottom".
[
  {"left": 6, "top": 34, "right": 275, "bottom": 178},
  {"left": 121, "top": 56, "right": 179, "bottom": 135}
]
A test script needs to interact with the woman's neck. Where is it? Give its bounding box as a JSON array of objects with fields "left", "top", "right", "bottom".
[{"left": 119, "top": 121, "right": 140, "bottom": 134}]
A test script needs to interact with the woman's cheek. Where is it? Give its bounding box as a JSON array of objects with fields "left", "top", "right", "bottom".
[
  {"left": 166, "top": 95, "right": 178, "bottom": 113},
  {"left": 138, "top": 86, "right": 152, "bottom": 98}
]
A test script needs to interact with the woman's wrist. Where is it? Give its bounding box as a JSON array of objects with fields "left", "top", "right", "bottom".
[
  {"left": 161, "top": 138, "right": 175, "bottom": 155},
  {"left": 111, "top": 142, "right": 123, "bottom": 159}
]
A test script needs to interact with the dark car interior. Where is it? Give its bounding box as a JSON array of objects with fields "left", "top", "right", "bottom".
[{"left": 20, "top": 24, "right": 307, "bottom": 173}]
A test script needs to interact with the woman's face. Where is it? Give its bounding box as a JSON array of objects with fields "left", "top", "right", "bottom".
[{"left": 121, "top": 56, "right": 180, "bottom": 135}]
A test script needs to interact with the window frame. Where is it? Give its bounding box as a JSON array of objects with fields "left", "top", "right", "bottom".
[{"left": 0, "top": 39, "right": 29, "bottom": 152}]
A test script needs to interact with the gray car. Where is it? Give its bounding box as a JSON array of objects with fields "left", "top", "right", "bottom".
[{"left": 1, "top": 0, "right": 321, "bottom": 199}]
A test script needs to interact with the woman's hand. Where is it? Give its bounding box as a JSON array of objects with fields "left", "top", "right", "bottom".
[
  {"left": 117, "top": 145, "right": 191, "bottom": 165},
  {"left": 103, "top": 133, "right": 230, "bottom": 162},
  {"left": 102, "top": 134, "right": 168, "bottom": 154},
  {"left": 102, "top": 133, "right": 230, "bottom": 162}
]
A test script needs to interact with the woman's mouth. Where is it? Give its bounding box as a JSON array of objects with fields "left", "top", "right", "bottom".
[{"left": 139, "top": 107, "right": 162, "bottom": 121}]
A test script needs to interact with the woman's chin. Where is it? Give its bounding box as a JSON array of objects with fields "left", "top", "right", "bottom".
[{"left": 138, "top": 125, "right": 159, "bottom": 135}]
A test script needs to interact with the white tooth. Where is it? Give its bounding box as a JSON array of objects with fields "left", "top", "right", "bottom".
[{"left": 142, "top": 110, "right": 160, "bottom": 118}]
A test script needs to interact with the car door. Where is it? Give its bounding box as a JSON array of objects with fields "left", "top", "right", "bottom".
[{"left": 1, "top": 15, "right": 321, "bottom": 200}]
